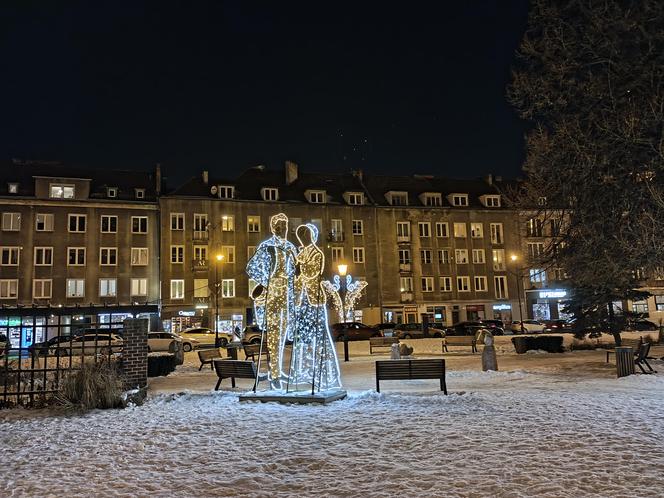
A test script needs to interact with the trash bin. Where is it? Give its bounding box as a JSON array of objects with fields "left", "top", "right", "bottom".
[{"left": 615, "top": 346, "right": 635, "bottom": 378}]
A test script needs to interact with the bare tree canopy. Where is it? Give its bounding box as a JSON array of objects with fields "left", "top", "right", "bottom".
[{"left": 508, "top": 0, "right": 664, "bottom": 341}]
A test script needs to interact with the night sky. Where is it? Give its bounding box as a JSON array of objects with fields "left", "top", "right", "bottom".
[{"left": 1, "top": 1, "right": 530, "bottom": 183}]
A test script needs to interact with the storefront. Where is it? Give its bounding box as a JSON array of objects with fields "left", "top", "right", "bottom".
[
  {"left": 525, "top": 289, "right": 571, "bottom": 321},
  {"left": 465, "top": 304, "right": 486, "bottom": 321},
  {"left": 492, "top": 303, "right": 513, "bottom": 323}
]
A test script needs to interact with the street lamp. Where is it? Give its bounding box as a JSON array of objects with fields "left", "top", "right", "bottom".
[
  {"left": 510, "top": 254, "right": 525, "bottom": 333},
  {"left": 215, "top": 253, "right": 224, "bottom": 347},
  {"left": 337, "top": 263, "right": 348, "bottom": 323}
]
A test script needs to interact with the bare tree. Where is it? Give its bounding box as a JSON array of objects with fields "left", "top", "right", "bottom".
[{"left": 507, "top": 0, "right": 664, "bottom": 343}]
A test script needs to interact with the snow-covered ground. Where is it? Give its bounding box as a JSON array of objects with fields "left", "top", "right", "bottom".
[{"left": 1, "top": 339, "right": 664, "bottom": 497}]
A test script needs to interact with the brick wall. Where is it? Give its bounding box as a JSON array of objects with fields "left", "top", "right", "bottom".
[{"left": 121, "top": 318, "right": 149, "bottom": 390}]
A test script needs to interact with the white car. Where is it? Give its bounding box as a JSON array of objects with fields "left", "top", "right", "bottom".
[
  {"left": 52, "top": 332, "right": 123, "bottom": 356},
  {"left": 511, "top": 320, "right": 546, "bottom": 334},
  {"left": 148, "top": 332, "right": 197, "bottom": 352},
  {"left": 180, "top": 327, "right": 232, "bottom": 347}
]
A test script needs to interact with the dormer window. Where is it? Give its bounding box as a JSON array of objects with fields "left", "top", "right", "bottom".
[
  {"left": 107, "top": 187, "right": 118, "bottom": 198},
  {"left": 449, "top": 194, "right": 469, "bottom": 207},
  {"left": 307, "top": 190, "right": 326, "bottom": 204},
  {"left": 386, "top": 191, "right": 408, "bottom": 206},
  {"left": 483, "top": 195, "right": 501, "bottom": 208},
  {"left": 8, "top": 183, "right": 18, "bottom": 194},
  {"left": 262, "top": 187, "right": 279, "bottom": 201},
  {"left": 345, "top": 192, "right": 364, "bottom": 205},
  {"left": 49, "top": 184, "right": 75, "bottom": 199},
  {"left": 420, "top": 193, "right": 442, "bottom": 207},
  {"left": 218, "top": 185, "right": 234, "bottom": 199},
  {"left": 134, "top": 188, "right": 146, "bottom": 199}
]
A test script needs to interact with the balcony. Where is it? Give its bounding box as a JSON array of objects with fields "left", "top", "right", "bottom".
[
  {"left": 327, "top": 231, "right": 345, "bottom": 242},
  {"left": 398, "top": 263, "right": 412, "bottom": 272},
  {"left": 397, "top": 235, "right": 411, "bottom": 243},
  {"left": 192, "top": 259, "right": 209, "bottom": 272},
  {"left": 193, "top": 230, "right": 209, "bottom": 241},
  {"left": 400, "top": 291, "right": 414, "bottom": 303}
]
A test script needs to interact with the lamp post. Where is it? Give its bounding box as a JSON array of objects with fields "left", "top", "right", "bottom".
[
  {"left": 337, "top": 262, "right": 350, "bottom": 362},
  {"left": 215, "top": 253, "right": 224, "bottom": 347},
  {"left": 510, "top": 254, "right": 525, "bottom": 333}
]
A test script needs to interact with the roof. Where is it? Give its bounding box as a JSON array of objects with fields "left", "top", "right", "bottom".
[{"left": 0, "top": 160, "right": 159, "bottom": 201}]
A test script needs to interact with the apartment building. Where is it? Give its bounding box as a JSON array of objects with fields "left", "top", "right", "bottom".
[
  {"left": 0, "top": 160, "right": 161, "bottom": 336},
  {"left": 159, "top": 162, "right": 523, "bottom": 332}
]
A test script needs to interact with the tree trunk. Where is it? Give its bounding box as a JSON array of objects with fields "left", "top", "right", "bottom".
[{"left": 608, "top": 300, "right": 621, "bottom": 346}]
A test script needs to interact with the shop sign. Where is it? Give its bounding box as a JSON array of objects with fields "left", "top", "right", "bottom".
[
  {"left": 493, "top": 304, "right": 512, "bottom": 311},
  {"left": 178, "top": 310, "right": 196, "bottom": 317},
  {"left": 538, "top": 290, "right": 567, "bottom": 299}
]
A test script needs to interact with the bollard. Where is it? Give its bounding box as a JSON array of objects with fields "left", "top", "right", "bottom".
[
  {"left": 343, "top": 334, "right": 349, "bottom": 362},
  {"left": 615, "top": 346, "right": 635, "bottom": 378}
]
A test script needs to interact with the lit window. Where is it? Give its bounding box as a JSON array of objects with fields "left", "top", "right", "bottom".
[
  {"left": 492, "top": 249, "right": 505, "bottom": 271},
  {"left": 455, "top": 249, "right": 468, "bottom": 264},
  {"left": 529, "top": 268, "right": 547, "bottom": 284},
  {"left": 8, "top": 183, "right": 19, "bottom": 194},
  {"left": 49, "top": 184, "right": 75, "bottom": 199},
  {"left": 170, "top": 280, "right": 185, "bottom": 299},
  {"left": 400, "top": 277, "right": 413, "bottom": 292},
  {"left": 66, "top": 279, "right": 85, "bottom": 298},
  {"left": 453, "top": 223, "right": 466, "bottom": 238},
  {"left": 131, "top": 278, "right": 148, "bottom": 296},
  {"left": 470, "top": 223, "right": 483, "bottom": 238},
  {"left": 99, "top": 278, "right": 117, "bottom": 297},
  {"left": 222, "top": 279, "right": 235, "bottom": 298},
  {"left": 131, "top": 247, "right": 149, "bottom": 266},
  {"left": 221, "top": 215, "right": 234, "bottom": 232}
]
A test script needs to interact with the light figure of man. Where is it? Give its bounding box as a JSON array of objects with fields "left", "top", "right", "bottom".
[{"left": 246, "top": 213, "right": 296, "bottom": 390}]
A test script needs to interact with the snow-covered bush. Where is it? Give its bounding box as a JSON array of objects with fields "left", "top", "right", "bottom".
[{"left": 57, "top": 360, "right": 123, "bottom": 410}]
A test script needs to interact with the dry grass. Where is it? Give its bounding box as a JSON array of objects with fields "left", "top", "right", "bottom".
[
  {"left": 57, "top": 360, "right": 124, "bottom": 410},
  {"left": 569, "top": 339, "right": 611, "bottom": 351}
]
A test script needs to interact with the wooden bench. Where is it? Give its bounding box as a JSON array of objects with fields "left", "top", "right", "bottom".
[
  {"left": 213, "top": 359, "right": 258, "bottom": 390},
  {"left": 375, "top": 359, "right": 447, "bottom": 394},
  {"left": 442, "top": 336, "right": 477, "bottom": 353},
  {"left": 605, "top": 337, "right": 643, "bottom": 363},
  {"left": 635, "top": 342, "right": 657, "bottom": 374},
  {"left": 198, "top": 348, "right": 223, "bottom": 370},
  {"left": 243, "top": 343, "right": 271, "bottom": 362},
  {"left": 370, "top": 337, "right": 400, "bottom": 354}
]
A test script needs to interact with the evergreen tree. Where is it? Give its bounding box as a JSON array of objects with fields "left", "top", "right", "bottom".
[{"left": 508, "top": 0, "right": 664, "bottom": 343}]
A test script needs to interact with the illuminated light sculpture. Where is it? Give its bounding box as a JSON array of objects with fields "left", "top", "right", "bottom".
[
  {"left": 245, "top": 214, "right": 343, "bottom": 397},
  {"left": 246, "top": 213, "right": 297, "bottom": 390},
  {"left": 322, "top": 274, "right": 368, "bottom": 324}
]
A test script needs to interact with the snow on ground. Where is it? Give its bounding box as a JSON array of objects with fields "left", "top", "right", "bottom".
[{"left": 1, "top": 339, "right": 664, "bottom": 497}]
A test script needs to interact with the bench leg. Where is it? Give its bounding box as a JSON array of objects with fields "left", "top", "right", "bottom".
[
  {"left": 215, "top": 378, "right": 222, "bottom": 391},
  {"left": 642, "top": 359, "right": 656, "bottom": 373},
  {"left": 231, "top": 376, "right": 236, "bottom": 388},
  {"left": 199, "top": 362, "right": 204, "bottom": 371},
  {"left": 440, "top": 376, "right": 447, "bottom": 395},
  {"left": 376, "top": 377, "right": 380, "bottom": 393},
  {"left": 210, "top": 362, "right": 214, "bottom": 371},
  {"left": 606, "top": 351, "right": 609, "bottom": 363}
]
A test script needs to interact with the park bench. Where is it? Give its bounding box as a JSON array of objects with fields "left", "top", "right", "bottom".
[
  {"left": 375, "top": 359, "right": 447, "bottom": 394},
  {"left": 442, "top": 336, "right": 477, "bottom": 353},
  {"left": 605, "top": 337, "right": 643, "bottom": 363},
  {"left": 243, "top": 343, "right": 270, "bottom": 363},
  {"left": 369, "top": 337, "right": 400, "bottom": 354},
  {"left": 635, "top": 342, "right": 656, "bottom": 374},
  {"left": 213, "top": 359, "right": 258, "bottom": 389},
  {"left": 198, "top": 348, "right": 222, "bottom": 370}
]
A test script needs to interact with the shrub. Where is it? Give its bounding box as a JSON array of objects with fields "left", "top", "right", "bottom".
[
  {"left": 512, "top": 335, "right": 564, "bottom": 354},
  {"left": 57, "top": 360, "right": 123, "bottom": 410},
  {"left": 569, "top": 339, "right": 611, "bottom": 351}
]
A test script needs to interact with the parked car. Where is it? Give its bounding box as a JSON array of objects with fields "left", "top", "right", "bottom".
[
  {"left": 510, "top": 320, "right": 546, "bottom": 334},
  {"left": 543, "top": 320, "right": 573, "bottom": 333},
  {"left": 393, "top": 322, "right": 446, "bottom": 339},
  {"left": 629, "top": 319, "right": 658, "bottom": 332},
  {"left": 445, "top": 321, "right": 487, "bottom": 337},
  {"left": 372, "top": 323, "right": 397, "bottom": 337},
  {"left": 242, "top": 325, "right": 265, "bottom": 345},
  {"left": 148, "top": 332, "right": 193, "bottom": 352},
  {"left": 28, "top": 335, "right": 76, "bottom": 356},
  {"left": 478, "top": 320, "right": 505, "bottom": 335},
  {"left": 51, "top": 332, "right": 123, "bottom": 356},
  {"left": 331, "top": 322, "right": 381, "bottom": 341},
  {"left": 180, "top": 327, "right": 232, "bottom": 347}
]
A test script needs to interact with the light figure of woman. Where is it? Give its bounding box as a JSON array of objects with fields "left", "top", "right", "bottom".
[{"left": 291, "top": 223, "right": 342, "bottom": 390}]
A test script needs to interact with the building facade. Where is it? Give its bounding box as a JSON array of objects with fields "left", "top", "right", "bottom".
[{"left": 0, "top": 161, "right": 161, "bottom": 342}]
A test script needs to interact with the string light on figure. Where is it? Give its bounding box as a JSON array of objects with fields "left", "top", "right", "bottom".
[{"left": 322, "top": 271, "right": 368, "bottom": 324}]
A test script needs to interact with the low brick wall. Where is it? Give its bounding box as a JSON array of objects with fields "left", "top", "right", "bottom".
[{"left": 121, "top": 319, "right": 149, "bottom": 391}]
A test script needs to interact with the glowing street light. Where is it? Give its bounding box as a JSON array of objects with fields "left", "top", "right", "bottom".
[
  {"left": 215, "top": 253, "right": 224, "bottom": 346},
  {"left": 337, "top": 263, "right": 348, "bottom": 277}
]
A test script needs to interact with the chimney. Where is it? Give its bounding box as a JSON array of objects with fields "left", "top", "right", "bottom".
[
  {"left": 202, "top": 170, "right": 209, "bottom": 185},
  {"left": 285, "top": 161, "right": 298, "bottom": 185},
  {"left": 484, "top": 173, "right": 493, "bottom": 185},
  {"left": 155, "top": 163, "right": 162, "bottom": 195}
]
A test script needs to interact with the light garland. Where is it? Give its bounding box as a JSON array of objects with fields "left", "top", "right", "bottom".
[
  {"left": 322, "top": 274, "right": 368, "bottom": 323},
  {"left": 246, "top": 214, "right": 341, "bottom": 392}
]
